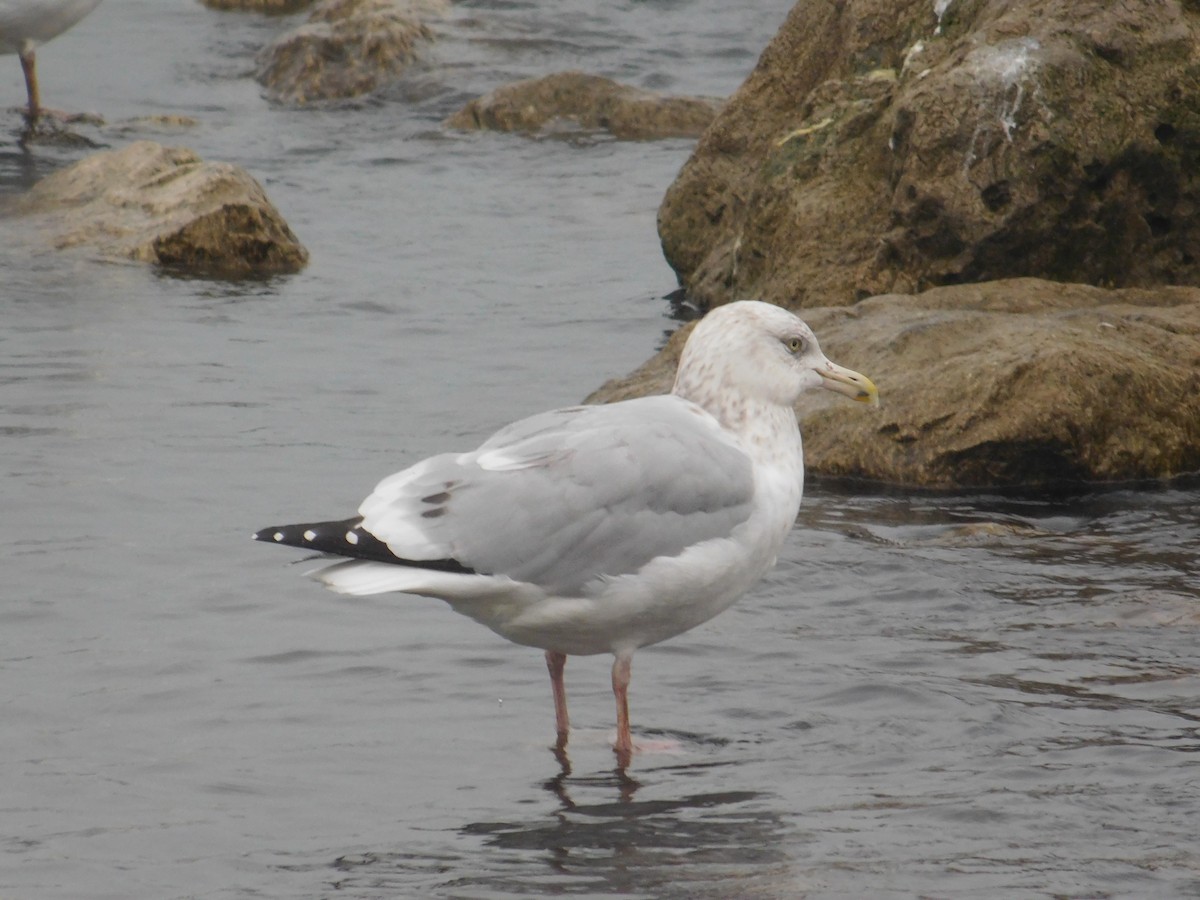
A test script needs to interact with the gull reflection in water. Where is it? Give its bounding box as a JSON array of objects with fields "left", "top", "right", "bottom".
[
  {"left": 452, "top": 745, "right": 795, "bottom": 897},
  {"left": 323, "top": 743, "right": 800, "bottom": 897}
]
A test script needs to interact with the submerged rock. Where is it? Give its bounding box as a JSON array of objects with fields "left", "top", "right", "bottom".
[
  {"left": 659, "top": 0, "right": 1200, "bottom": 307},
  {"left": 200, "top": 0, "right": 316, "bottom": 12},
  {"left": 256, "top": 0, "right": 446, "bottom": 104},
  {"left": 12, "top": 140, "right": 308, "bottom": 277},
  {"left": 588, "top": 280, "right": 1200, "bottom": 488},
  {"left": 447, "top": 72, "right": 723, "bottom": 141}
]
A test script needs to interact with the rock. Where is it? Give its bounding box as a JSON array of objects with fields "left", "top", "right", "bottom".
[
  {"left": 200, "top": 0, "right": 316, "bottom": 12},
  {"left": 9, "top": 113, "right": 104, "bottom": 148},
  {"left": 587, "top": 280, "right": 1200, "bottom": 488},
  {"left": 11, "top": 140, "right": 308, "bottom": 277},
  {"left": 1110, "top": 591, "right": 1200, "bottom": 628},
  {"left": 256, "top": 0, "right": 446, "bottom": 104},
  {"left": 107, "top": 114, "right": 201, "bottom": 135},
  {"left": 658, "top": 0, "right": 1200, "bottom": 308},
  {"left": 446, "top": 72, "right": 724, "bottom": 141}
]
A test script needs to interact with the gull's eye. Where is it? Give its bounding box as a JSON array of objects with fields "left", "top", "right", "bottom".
[{"left": 784, "top": 336, "right": 805, "bottom": 354}]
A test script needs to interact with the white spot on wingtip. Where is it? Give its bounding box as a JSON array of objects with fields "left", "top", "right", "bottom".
[
  {"left": 303, "top": 529, "right": 316, "bottom": 541},
  {"left": 346, "top": 531, "right": 359, "bottom": 545},
  {"left": 273, "top": 532, "right": 284, "bottom": 541}
]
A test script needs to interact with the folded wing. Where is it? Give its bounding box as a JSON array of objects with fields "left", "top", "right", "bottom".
[{"left": 354, "top": 395, "right": 757, "bottom": 595}]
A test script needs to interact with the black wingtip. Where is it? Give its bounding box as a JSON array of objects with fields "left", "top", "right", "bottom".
[
  {"left": 252, "top": 516, "right": 476, "bottom": 574},
  {"left": 253, "top": 517, "right": 368, "bottom": 554}
]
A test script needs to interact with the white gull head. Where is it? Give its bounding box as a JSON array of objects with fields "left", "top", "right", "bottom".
[{"left": 672, "top": 300, "right": 878, "bottom": 425}]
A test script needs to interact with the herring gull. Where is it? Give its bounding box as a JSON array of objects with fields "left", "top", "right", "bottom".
[
  {"left": 253, "top": 300, "right": 878, "bottom": 761},
  {"left": 0, "top": 0, "right": 102, "bottom": 120}
]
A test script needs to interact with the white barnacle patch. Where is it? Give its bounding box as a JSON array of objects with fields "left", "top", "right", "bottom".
[
  {"left": 960, "top": 37, "right": 1043, "bottom": 172},
  {"left": 346, "top": 531, "right": 360, "bottom": 545},
  {"left": 776, "top": 116, "right": 834, "bottom": 147},
  {"left": 933, "top": 0, "right": 953, "bottom": 35},
  {"left": 303, "top": 529, "right": 316, "bottom": 541},
  {"left": 900, "top": 40, "right": 925, "bottom": 77}
]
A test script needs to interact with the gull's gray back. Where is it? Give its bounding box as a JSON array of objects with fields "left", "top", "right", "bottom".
[{"left": 359, "top": 396, "right": 757, "bottom": 595}]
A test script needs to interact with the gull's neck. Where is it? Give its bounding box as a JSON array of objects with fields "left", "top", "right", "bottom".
[
  {"left": 674, "top": 377, "right": 802, "bottom": 466},
  {"left": 729, "top": 400, "right": 804, "bottom": 468}
]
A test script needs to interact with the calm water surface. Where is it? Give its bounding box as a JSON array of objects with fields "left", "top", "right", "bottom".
[{"left": 2, "top": 2, "right": 1198, "bottom": 898}]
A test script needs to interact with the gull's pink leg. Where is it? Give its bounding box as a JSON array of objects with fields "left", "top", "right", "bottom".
[
  {"left": 19, "top": 43, "right": 41, "bottom": 120},
  {"left": 612, "top": 653, "right": 633, "bottom": 763},
  {"left": 545, "top": 650, "right": 569, "bottom": 748}
]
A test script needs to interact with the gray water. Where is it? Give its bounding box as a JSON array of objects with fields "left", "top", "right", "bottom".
[{"left": 3, "top": 2, "right": 1199, "bottom": 898}]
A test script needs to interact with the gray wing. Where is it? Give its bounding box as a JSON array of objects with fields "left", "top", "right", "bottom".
[{"left": 357, "top": 395, "right": 757, "bottom": 595}]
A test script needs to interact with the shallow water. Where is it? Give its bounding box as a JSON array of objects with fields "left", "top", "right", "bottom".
[{"left": 3, "top": 2, "right": 1199, "bottom": 898}]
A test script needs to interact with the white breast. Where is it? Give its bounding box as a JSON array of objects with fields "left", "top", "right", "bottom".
[{"left": 490, "top": 416, "right": 805, "bottom": 656}]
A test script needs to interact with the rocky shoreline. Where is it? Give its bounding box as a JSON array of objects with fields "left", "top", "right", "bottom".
[{"left": 6, "top": 0, "right": 1199, "bottom": 487}]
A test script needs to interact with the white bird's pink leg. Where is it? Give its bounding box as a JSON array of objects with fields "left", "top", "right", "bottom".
[
  {"left": 18, "top": 42, "right": 41, "bottom": 120},
  {"left": 545, "top": 650, "right": 569, "bottom": 748},
  {"left": 612, "top": 653, "right": 633, "bottom": 762}
]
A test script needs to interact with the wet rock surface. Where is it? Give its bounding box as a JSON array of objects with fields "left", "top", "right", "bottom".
[
  {"left": 255, "top": 0, "right": 445, "bottom": 104},
  {"left": 199, "top": 0, "right": 316, "bottom": 13},
  {"left": 447, "top": 71, "right": 723, "bottom": 141},
  {"left": 588, "top": 279, "right": 1200, "bottom": 488},
  {"left": 10, "top": 140, "right": 309, "bottom": 277},
  {"left": 658, "top": 0, "right": 1200, "bottom": 308}
]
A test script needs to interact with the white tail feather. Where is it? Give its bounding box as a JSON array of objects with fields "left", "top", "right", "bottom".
[
  {"left": 309, "top": 560, "right": 443, "bottom": 596},
  {"left": 310, "top": 560, "right": 529, "bottom": 604}
]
